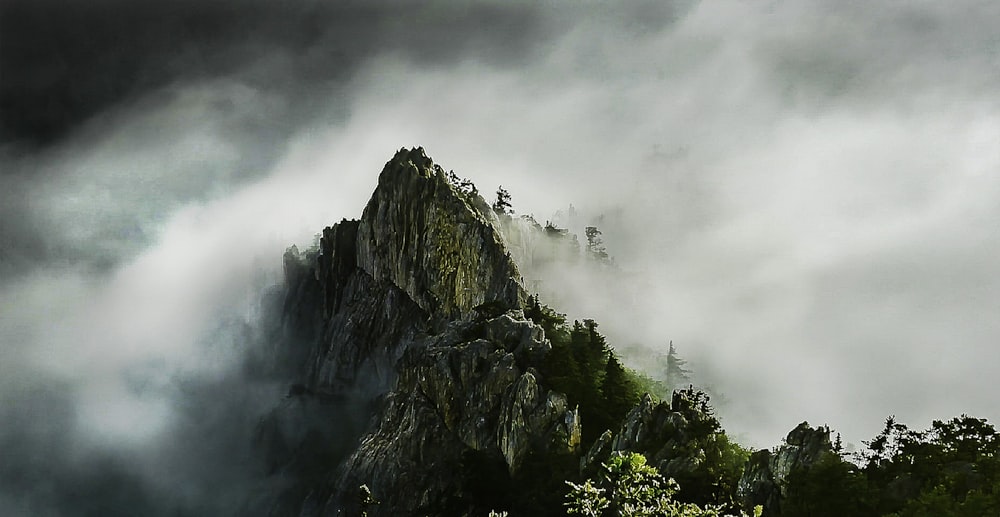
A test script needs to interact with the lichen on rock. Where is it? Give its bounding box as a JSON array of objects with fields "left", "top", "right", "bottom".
[
  {"left": 355, "top": 147, "right": 526, "bottom": 322},
  {"left": 255, "top": 148, "right": 579, "bottom": 516}
]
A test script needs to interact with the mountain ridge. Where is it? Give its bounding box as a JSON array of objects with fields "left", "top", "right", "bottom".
[
  {"left": 252, "top": 147, "right": 825, "bottom": 516},
  {"left": 255, "top": 147, "right": 582, "bottom": 515}
]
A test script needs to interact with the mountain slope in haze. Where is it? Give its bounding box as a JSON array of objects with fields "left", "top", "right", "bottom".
[
  {"left": 252, "top": 147, "right": 765, "bottom": 516},
  {"left": 254, "top": 147, "right": 1000, "bottom": 516},
  {"left": 255, "top": 147, "right": 577, "bottom": 515}
]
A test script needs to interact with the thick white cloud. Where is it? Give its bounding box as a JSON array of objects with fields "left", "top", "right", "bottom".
[{"left": 1, "top": 5, "right": 998, "bottom": 510}]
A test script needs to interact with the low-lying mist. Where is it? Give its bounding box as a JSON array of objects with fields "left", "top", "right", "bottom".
[{"left": 2, "top": 0, "right": 999, "bottom": 513}]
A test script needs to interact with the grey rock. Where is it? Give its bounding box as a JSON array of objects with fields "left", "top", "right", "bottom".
[
  {"left": 255, "top": 148, "right": 574, "bottom": 516},
  {"left": 331, "top": 312, "right": 579, "bottom": 515},
  {"left": 737, "top": 421, "right": 835, "bottom": 515},
  {"left": 255, "top": 147, "right": 738, "bottom": 516},
  {"left": 355, "top": 147, "right": 526, "bottom": 322},
  {"left": 582, "top": 390, "right": 720, "bottom": 480}
]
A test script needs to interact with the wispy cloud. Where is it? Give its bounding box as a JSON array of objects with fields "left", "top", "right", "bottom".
[{"left": 1, "top": 0, "right": 998, "bottom": 512}]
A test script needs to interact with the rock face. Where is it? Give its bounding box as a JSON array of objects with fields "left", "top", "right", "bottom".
[
  {"left": 274, "top": 147, "right": 531, "bottom": 396},
  {"left": 255, "top": 148, "right": 578, "bottom": 516},
  {"left": 737, "top": 421, "right": 835, "bottom": 515},
  {"left": 580, "top": 388, "right": 728, "bottom": 504},
  {"left": 584, "top": 392, "right": 707, "bottom": 474},
  {"left": 332, "top": 312, "right": 581, "bottom": 515},
  {"left": 356, "top": 148, "right": 525, "bottom": 322},
  {"left": 255, "top": 147, "right": 762, "bottom": 516}
]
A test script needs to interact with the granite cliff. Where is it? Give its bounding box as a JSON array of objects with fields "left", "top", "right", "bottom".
[
  {"left": 254, "top": 148, "right": 582, "bottom": 516},
  {"left": 251, "top": 148, "right": 791, "bottom": 516}
]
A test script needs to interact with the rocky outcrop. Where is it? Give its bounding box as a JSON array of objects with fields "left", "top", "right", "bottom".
[
  {"left": 278, "top": 147, "right": 530, "bottom": 396},
  {"left": 356, "top": 147, "right": 526, "bottom": 322},
  {"left": 254, "top": 148, "right": 577, "bottom": 516},
  {"left": 581, "top": 389, "right": 723, "bottom": 484},
  {"left": 331, "top": 312, "right": 581, "bottom": 515},
  {"left": 737, "top": 421, "right": 835, "bottom": 515},
  {"left": 255, "top": 147, "right": 764, "bottom": 516}
]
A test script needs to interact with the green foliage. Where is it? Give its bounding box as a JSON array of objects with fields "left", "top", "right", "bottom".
[
  {"left": 622, "top": 342, "right": 693, "bottom": 401},
  {"left": 524, "top": 295, "right": 569, "bottom": 343},
  {"left": 527, "top": 296, "right": 647, "bottom": 444},
  {"left": 651, "top": 387, "right": 746, "bottom": 510},
  {"left": 601, "top": 355, "right": 643, "bottom": 431},
  {"left": 861, "top": 414, "right": 1000, "bottom": 515},
  {"left": 690, "top": 432, "right": 753, "bottom": 509},
  {"left": 782, "top": 414, "right": 1000, "bottom": 517},
  {"left": 544, "top": 221, "right": 571, "bottom": 237},
  {"left": 887, "top": 481, "right": 1000, "bottom": 517},
  {"left": 525, "top": 297, "right": 752, "bottom": 511},
  {"left": 446, "top": 169, "right": 478, "bottom": 196},
  {"left": 628, "top": 367, "right": 670, "bottom": 401},
  {"left": 540, "top": 221, "right": 582, "bottom": 264},
  {"left": 782, "top": 453, "right": 870, "bottom": 517},
  {"left": 565, "top": 452, "right": 762, "bottom": 517}
]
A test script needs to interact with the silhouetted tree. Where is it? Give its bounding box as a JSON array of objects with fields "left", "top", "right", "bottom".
[
  {"left": 662, "top": 341, "right": 691, "bottom": 392},
  {"left": 446, "top": 169, "right": 478, "bottom": 196},
  {"left": 783, "top": 413, "right": 1000, "bottom": 517},
  {"left": 493, "top": 186, "right": 512, "bottom": 215}
]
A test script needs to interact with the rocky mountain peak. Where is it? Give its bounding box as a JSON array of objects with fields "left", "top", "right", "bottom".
[
  {"left": 355, "top": 147, "right": 527, "bottom": 322},
  {"left": 257, "top": 148, "right": 574, "bottom": 515}
]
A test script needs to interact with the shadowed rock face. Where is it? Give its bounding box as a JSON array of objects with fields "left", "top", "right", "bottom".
[
  {"left": 253, "top": 147, "right": 774, "bottom": 516},
  {"left": 584, "top": 391, "right": 719, "bottom": 473},
  {"left": 254, "top": 148, "right": 576, "bottom": 516},
  {"left": 357, "top": 147, "right": 527, "bottom": 322},
  {"left": 332, "top": 312, "right": 581, "bottom": 516},
  {"left": 737, "top": 422, "right": 835, "bottom": 515},
  {"left": 280, "top": 147, "right": 530, "bottom": 396}
]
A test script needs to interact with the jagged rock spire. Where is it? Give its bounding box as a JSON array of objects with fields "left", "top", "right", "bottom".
[
  {"left": 355, "top": 147, "right": 526, "bottom": 321},
  {"left": 262, "top": 148, "right": 572, "bottom": 516}
]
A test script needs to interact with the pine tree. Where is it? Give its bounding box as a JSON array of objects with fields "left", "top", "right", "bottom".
[
  {"left": 663, "top": 341, "right": 691, "bottom": 392},
  {"left": 602, "top": 355, "right": 641, "bottom": 428},
  {"left": 493, "top": 186, "right": 512, "bottom": 215}
]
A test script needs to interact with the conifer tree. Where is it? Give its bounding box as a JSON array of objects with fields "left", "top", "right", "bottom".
[
  {"left": 663, "top": 341, "right": 691, "bottom": 392},
  {"left": 601, "top": 355, "right": 641, "bottom": 427},
  {"left": 493, "top": 185, "right": 512, "bottom": 215}
]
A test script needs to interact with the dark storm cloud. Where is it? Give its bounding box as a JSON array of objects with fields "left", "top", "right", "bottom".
[
  {"left": 0, "top": 2, "right": 581, "bottom": 514},
  {"left": 0, "top": 0, "right": 551, "bottom": 146},
  {"left": 0, "top": 0, "right": 564, "bottom": 276}
]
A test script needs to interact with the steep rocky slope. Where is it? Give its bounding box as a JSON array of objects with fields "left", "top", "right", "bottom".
[
  {"left": 252, "top": 147, "right": 819, "bottom": 516},
  {"left": 255, "top": 148, "right": 581, "bottom": 515}
]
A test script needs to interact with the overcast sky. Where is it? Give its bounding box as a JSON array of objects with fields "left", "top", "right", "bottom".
[{"left": 2, "top": 0, "right": 999, "bottom": 512}]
